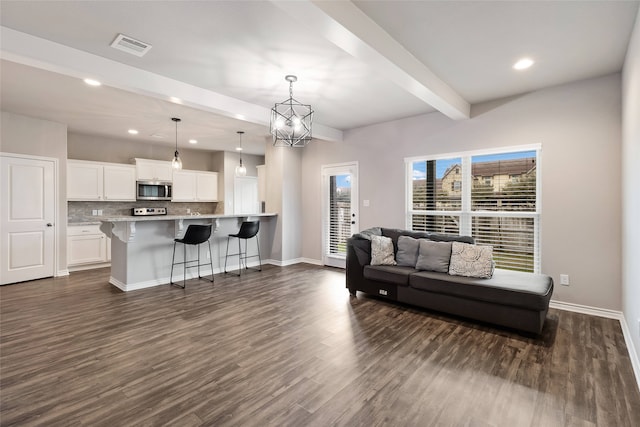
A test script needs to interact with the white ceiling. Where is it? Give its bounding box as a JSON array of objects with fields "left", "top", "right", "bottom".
[{"left": 1, "top": 0, "right": 638, "bottom": 155}]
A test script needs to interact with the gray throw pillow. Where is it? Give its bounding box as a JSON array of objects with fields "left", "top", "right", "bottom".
[
  {"left": 396, "top": 235, "right": 420, "bottom": 267},
  {"left": 448, "top": 241, "right": 494, "bottom": 278},
  {"left": 370, "top": 235, "right": 397, "bottom": 266},
  {"left": 415, "top": 240, "right": 452, "bottom": 273}
]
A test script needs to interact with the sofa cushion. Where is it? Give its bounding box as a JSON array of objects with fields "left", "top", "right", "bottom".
[
  {"left": 370, "top": 235, "right": 397, "bottom": 266},
  {"left": 364, "top": 265, "right": 417, "bottom": 286},
  {"left": 382, "top": 228, "right": 430, "bottom": 253},
  {"left": 409, "top": 268, "right": 553, "bottom": 310},
  {"left": 415, "top": 240, "right": 452, "bottom": 273},
  {"left": 448, "top": 242, "right": 494, "bottom": 278},
  {"left": 396, "top": 236, "right": 420, "bottom": 267},
  {"left": 352, "top": 227, "right": 382, "bottom": 241}
]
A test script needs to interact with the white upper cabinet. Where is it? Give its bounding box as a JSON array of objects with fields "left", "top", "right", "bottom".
[
  {"left": 196, "top": 172, "right": 218, "bottom": 201},
  {"left": 68, "top": 160, "right": 136, "bottom": 201},
  {"left": 103, "top": 164, "right": 136, "bottom": 201},
  {"left": 68, "top": 161, "right": 103, "bottom": 201},
  {"left": 135, "top": 158, "right": 173, "bottom": 181},
  {"left": 172, "top": 170, "right": 197, "bottom": 202},
  {"left": 172, "top": 170, "right": 218, "bottom": 202}
]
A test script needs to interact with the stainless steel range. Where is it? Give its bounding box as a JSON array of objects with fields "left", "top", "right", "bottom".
[{"left": 132, "top": 207, "right": 167, "bottom": 216}]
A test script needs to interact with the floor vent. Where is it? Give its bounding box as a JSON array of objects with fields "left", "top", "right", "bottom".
[{"left": 110, "top": 34, "right": 152, "bottom": 57}]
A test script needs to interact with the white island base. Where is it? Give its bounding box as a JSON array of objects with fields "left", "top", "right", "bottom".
[{"left": 100, "top": 214, "right": 276, "bottom": 291}]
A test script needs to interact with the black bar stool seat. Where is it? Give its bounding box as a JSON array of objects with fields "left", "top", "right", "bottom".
[
  {"left": 224, "top": 221, "right": 262, "bottom": 276},
  {"left": 170, "top": 224, "right": 214, "bottom": 288}
]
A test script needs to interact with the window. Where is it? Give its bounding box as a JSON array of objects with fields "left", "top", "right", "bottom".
[{"left": 407, "top": 145, "right": 541, "bottom": 273}]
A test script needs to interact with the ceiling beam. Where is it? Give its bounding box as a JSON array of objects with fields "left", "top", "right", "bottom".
[
  {"left": 270, "top": 0, "right": 470, "bottom": 120},
  {"left": 0, "top": 27, "right": 344, "bottom": 142}
]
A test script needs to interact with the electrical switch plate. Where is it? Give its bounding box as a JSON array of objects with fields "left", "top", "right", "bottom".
[
  {"left": 560, "top": 274, "right": 570, "bottom": 286},
  {"left": 92, "top": 210, "right": 98, "bottom": 216},
  {"left": 363, "top": 199, "right": 370, "bottom": 207},
  {"left": 97, "top": 209, "right": 103, "bottom": 216}
]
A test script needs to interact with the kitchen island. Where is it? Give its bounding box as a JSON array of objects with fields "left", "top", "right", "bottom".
[{"left": 99, "top": 213, "right": 277, "bottom": 291}]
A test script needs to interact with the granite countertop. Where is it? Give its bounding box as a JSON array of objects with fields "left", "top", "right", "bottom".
[{"left": 97, "top": 213, "right": 277, "bottom": 222}]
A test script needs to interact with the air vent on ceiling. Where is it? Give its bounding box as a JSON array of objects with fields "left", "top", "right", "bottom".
[{"left": 110, "top": 33, "right": 152, "bottom": 57}]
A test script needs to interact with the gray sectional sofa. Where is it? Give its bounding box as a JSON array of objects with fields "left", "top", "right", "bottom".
[{"left": 346, "top": 228, "right": 554, "bottom": 334}]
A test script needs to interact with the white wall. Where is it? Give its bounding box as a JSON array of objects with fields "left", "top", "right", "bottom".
[
  {"left": 0, "top": 111, "right": 68, "bottom": 274},
  {"left": 622, "top": 9, "right": 640, "bottom": 369},
  {"left": 301, "top": 73, "right": 622, "bottom": 311}
]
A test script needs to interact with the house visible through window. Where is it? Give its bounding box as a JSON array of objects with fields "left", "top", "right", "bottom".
[{"left": 406, "top": 145, "right": 541, "bottom": 273}]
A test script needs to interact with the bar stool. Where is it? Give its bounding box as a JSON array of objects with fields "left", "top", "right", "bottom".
[
  {"left": 224, "top": 221, "right": 262, "bottom": 276},
  {"left": 170, "top": 224, "right": 214, "bottom": 288}
]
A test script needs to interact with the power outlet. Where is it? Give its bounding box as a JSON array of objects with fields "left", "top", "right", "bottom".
[
  {"left": 92, "top": 209, "right": 98, "bottom": 216},
  {"left": 560, "top": 274, "right": 570, "bottom": 286},
  {"left": 97, "top": 209, "right": 103, "bottom": 216}
]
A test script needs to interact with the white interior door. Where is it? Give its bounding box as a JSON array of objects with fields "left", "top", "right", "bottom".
[
  {"left": 1, "top": 155, "right": 55, "bottom": 285},
  {"left": 322, "top": 162, "right": 359, "bottom": 268}
]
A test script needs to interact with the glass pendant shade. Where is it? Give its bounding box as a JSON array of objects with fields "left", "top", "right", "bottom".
[
  {"left": 235, "top": 161, "right": 247, "bottom": 177},
  {"left": 171, "top": 117, "right": 183, "bottom": 170},
  {"left": 270, "top": 75, "right": 313, "bottom": 147},
  {"left": 235, "top": 130, "right": 247, "bottom": 176},
  {"left": 172, "top": 152, "right": 182, "bottom": 170}
]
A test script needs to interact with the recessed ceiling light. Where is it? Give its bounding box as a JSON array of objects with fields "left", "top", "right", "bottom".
[
  {"left": 513, "top": 58, "right": 534, "bottom": 70},
  {"left": 128, "top": 129, "right": 139, "bottom": 135},
  {"left": 189, "top": 139, "right": 197, "bottom": 144},
  {"left": 84, "top": 78, "right": 101, "bottom": 86}
]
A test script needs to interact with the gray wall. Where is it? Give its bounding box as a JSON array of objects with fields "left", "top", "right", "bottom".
[
  {"left": 69, "top": 132, "right": 264, "bottom": 214},
  {"left": 0, "top": 111, "right": 69, "bottom": 274},
  {"left": 622, "top": 8, "right": 640, "bottom": 370},
  {"left": 68, "top": 133, "right": 217, "bottom": 171},
  {"left": 300, "top": 73, "right": 622, "bottom": 311}
]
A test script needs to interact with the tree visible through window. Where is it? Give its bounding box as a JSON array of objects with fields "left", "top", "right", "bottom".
[{"left": 407, "top": 147, "right": 541, "bottom": 273}]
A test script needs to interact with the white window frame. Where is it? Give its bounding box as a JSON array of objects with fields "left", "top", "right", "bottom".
[{"left": 405, "top": 144, "right": 542, "bottom": 273}]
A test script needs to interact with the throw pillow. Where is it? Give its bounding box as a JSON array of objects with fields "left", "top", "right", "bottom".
[
  {"left": 448, "top": 241, "right": 494, "bottom": 278},
  {"left": 415, "top": 240, "right": 452, "bottom": 273},
  {"left": 396, "top": 236, "right": 420, "bottom": 267},
  {"left": 370, "top": 235, "right": 397, "bottom": 266}
]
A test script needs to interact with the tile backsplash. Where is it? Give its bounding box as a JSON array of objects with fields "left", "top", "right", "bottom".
[{"left": 68, "top": 201, "right": 222, "bottom": 223}]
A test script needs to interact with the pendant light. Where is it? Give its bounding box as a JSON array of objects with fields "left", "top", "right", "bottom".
[
  {"left": 171, "top": 117, "right": 182, "bottom": 170},
  {"left": 235, "top": 131, "right": 247, "bottom": 177},
  {"left": 270, "top": 75, "right": 313, "bottom": 147}
]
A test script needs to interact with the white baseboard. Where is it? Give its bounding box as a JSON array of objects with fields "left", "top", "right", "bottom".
[
  {"left": 109, "top": 260, "right": 264, "bottom": 292},
  {"left": 69, "top": 262, "right": 110, "bottom": 273},
  {"left": 265, "top": 258, "right": 324, "bottom": 267},
  {"left": 56, "top": 269, "right": 69, "bottom": 277},
  {"left": 550, "top": 299, "right": 640, "bottom": 392},
  {"left": 549, "top": 300, "right": 623, "bottom": 320}
]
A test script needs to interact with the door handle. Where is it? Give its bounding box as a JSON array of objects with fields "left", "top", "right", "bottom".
[
  {"left": 351, "top": 221, "right": 356, "bottom": 225},
  {"left": 46, "top": 223, "right": 53, "bottom": 227}
]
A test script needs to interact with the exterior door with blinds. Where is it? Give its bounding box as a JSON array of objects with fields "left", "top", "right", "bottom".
[{"left": 322, "top": 163, "right": 358, "bottom": 268}]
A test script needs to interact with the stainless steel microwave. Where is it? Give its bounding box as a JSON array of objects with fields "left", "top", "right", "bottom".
[{"left": 137, "top": 180, "right": 172, "bottom": 201}]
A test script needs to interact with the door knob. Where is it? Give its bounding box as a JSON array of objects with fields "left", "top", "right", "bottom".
[
  {"left": 351, "top": 221, "right": 356, "bottom": 224},
  {"left": 46, "top": 223, "right": 53, "bottom": 227}
]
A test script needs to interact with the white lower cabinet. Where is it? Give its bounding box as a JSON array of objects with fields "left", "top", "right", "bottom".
[{"left": 67, "top": 224, "right": 111, "bottom": 270}]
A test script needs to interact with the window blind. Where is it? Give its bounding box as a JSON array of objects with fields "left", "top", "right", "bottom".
[{"left": 407, "top": 147, "right": 541, "bottom": 273}]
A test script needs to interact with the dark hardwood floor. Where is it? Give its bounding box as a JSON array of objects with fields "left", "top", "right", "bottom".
[{"left": 1, "top": 264, "right": 639, "bottom": 426}]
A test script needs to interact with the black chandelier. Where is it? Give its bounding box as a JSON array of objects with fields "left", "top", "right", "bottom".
[{"left": 270, "top": 75, "right": 313, "bottom": 147}]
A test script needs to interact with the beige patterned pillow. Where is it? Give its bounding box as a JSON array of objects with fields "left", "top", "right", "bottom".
[
  {"left": 448, "top": 241, "right": 494, "bottom": 278},
  {"left": 370, "top": 235, "right": 397, "bottom": 266}
]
